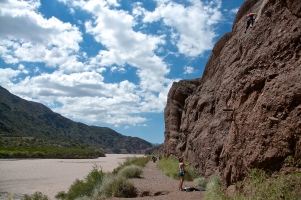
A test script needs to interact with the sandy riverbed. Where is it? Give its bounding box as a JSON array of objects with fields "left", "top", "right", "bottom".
[{"left": 0, "top": 154, "right": 144, "bottom": 200}]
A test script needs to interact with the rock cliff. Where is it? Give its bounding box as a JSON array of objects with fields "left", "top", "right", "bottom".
[{"left": 163, "top": 0, "right": 301, "bottom": 186}]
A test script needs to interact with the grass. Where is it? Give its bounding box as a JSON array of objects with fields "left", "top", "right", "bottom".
[
  {"left": 55, "top": 156, "right": 149, "bottom": 200},
  {"left": 156, "top": 156, "right": 199, "bottom": 181},
  {"left": 112, "top": 156, "right": 149, "bottom": 174},
  {"left": 204, "top": 175, "right": 225, "bottom": 200},
  {"left": 117, "top": 164, "right": 143, "bottom": 178},
  {"left": 204, "top": 169, "right": 301, "bottom": 200},
  {"left": 92, "top": 174, "right": 135, "bottom": 199},
  {"left": 194, "top": 177, "right": 207, "bottom": 188},
  {"left": 24, "top": 192, "right": 49, "bottom": 200},
  {"left": 55, "top": 165, "right": 105, "bottom": 200}
]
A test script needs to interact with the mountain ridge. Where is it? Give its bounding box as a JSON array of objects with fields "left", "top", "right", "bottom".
[{"left": 0, "top": 86, "right": 153, "bottom": 154}]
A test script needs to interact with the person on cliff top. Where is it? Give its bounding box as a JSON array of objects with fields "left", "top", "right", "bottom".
[
  {"left": 245, "top": 12, "right": 257, "bottom": 33},
  {"left": 178, "top": 157, "right": 190, "bottom": 191}
]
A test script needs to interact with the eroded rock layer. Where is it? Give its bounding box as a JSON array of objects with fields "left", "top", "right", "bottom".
[{"left": 163, "top": 0, "right": 301, "bottom": 186}]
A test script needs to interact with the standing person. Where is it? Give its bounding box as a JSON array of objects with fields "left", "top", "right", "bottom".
[
  {"left": 245, "top": 12, "right": 257, "bottom": 33},
  {"left": 178, "top": 157, "right": 190, "bottom": 191}
]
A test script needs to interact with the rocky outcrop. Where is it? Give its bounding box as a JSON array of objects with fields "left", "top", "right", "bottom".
[{"left": 163, "top": 0, "right": 301, "bottom": 186}]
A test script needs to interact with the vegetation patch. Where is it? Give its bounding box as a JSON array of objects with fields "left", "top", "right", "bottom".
[
  {"left": 56, "top": 156, "right": 149, "bottom": 200},
  {"left": 117, "top": 164, "right": 143, "bottom": 178},
  {"left": 0, "top": 137, "right": 105, "bottom": 158},
  {"left": 204, "top": 169, "right": 301, "bottom": 200},
  {"left": 156, "top": 156, "right": 199, "bottom": 181},
  {"left": 24, "top": 192, "right": 49, "bottom": 200},
  {"left": 194, "top": 177, "right": 207, "bottom": 188},
  {"left": 112, "top": 156, "right": 149, "bottom": 174}
]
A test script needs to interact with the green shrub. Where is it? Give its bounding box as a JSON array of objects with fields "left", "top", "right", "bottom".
[
  {"left": 56, "top": 165, "right": 105, "bottom": 200},
  {"left": 204, "top": 169, "right": 301, "bottom": 200},
  {"left": 185, "top": 167, "right": 200, "bottom": 181},
  {"left": 0, "top": 150, "right": 8, "bottom": 158},
  {"left": 55, "top": 191, "right": 67, "bottom": 200},
  {"left": 0, "top": 137, "right": 105, "bottom": 158},
  {"left": 118, "top": 164, "right": 143, "bottom": 178},
  {"left": 235, "top": 169, "right": 301, "bottom": 200},
  {"left": 194, "top": 177, "right": 207, "bottom": 188},
  {"left": 96, "top": 174, "right": 135, "bottom": 198},
  {"left": 24, "top": 192, "right": 49, "bottom": 200},
  {"left": 157, "top": 156, "right": 199, "bottom": 181},
  {"left": 156, "top": 156, "right": 179, "bottom": 179},
  {"left": 56, "top": 157, "right": 148, "bottom": 200},
  {"left": 112, "top": 156, "right": 149, "bottom": 174},
  {"left": 205, "top": 175, "right": 226, "bottom": 200}
]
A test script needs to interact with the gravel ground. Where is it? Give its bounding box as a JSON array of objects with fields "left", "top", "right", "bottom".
[{"left": 110, "top": 161, "right": 205, "bottom": 200}]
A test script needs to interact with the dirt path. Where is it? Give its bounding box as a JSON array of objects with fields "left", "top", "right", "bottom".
[{"left": 111, "top": 161, "right": 205, "bottom": 200}]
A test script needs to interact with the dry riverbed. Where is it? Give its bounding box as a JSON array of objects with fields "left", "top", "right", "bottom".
[{"left": 0, "top": 154, "right": 143, "bottom": 200}]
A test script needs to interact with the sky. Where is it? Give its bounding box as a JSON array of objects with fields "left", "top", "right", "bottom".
[{"left": 0, "top": 0, "right": 245, "bottom": 144}]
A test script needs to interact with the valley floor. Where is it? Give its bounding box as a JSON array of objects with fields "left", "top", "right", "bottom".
[{"left": 110, "top": 161, "right": 205, "bottom": 200}]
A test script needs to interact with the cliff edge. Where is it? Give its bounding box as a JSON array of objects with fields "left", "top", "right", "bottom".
[{"left": 163, "top": 0, "right": 301, "bottom": 186}]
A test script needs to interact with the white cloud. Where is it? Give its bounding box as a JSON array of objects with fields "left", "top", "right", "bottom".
[
  {"left": 0, "top": 68, "right": 21, "bottom": 85},
  {"left": 3, "top": 69, "right": 151, "bottom": 125},
  {"left": 0, "top": 0, "right": 223, "bottom": 128},
  {"left": 77, "top": 0, "right": 172, "bottom": 96},
  {"left": 134, "top": 0, "right": 222, "bottom": 57},
  {"left": 18, "top": 64, "right": 29, "bottom": 74},
  {"left": 0, "top": 0, "right": 83, "bottom": 71},
  {"left": 111, "top": 66, "right": 125, "bottom": 73},
  {"left": 229, "top": 8, "right": 239, "bottom": 14},
  {"left": 184, "top": 65, "right": 195, "bottom": 74}
]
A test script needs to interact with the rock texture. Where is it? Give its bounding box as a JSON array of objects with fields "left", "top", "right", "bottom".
[{"left": 163, "top": 0, "right": 301, "bottom": 187}]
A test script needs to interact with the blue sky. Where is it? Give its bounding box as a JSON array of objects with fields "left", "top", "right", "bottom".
[{"left": 0, "top": 0, "right": 244, "bottom": 144}]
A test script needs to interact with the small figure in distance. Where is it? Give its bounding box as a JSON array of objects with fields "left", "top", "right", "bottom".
[
  {"left": 178, "top": 157, "right": 190, "bottom": 191},
  {"left": 245, "top": 12, "right": 257, "bottom": 33}
]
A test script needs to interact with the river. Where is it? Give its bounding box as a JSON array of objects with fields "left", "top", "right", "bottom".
[{"left": 0, "top": 154, "right": 144, "bottom": 200}]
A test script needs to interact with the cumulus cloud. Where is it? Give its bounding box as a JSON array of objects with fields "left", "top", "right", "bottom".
[
  {"left": 184, "top": 65, "right": 195, "bottom": 74},
  {"left": 133, "top": 0, "right": 222, "bottom": 57},
  {"left": 0, "top": 68, "right": 21, "bottom": 85},
  {"left": 0, "top": 0, "right": 224, "bottom": 129},
  {"left": 229, "top": 8, "right": 239, "bottom": 14},
  {"left": 0, "top": 0, "right": 83, "bottom": 71}
]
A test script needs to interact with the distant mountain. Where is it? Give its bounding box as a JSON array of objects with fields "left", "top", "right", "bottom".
[{"left": 0, "top": 86, "right": 153, "bottom": 153}]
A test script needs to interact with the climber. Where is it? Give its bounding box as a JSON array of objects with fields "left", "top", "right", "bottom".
[{"left": 245, "top": 12, "right": 257, "bottom": 33}]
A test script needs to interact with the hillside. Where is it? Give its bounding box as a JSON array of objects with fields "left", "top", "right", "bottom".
[
  {"left": 0, "top": 86, "right": 153, "bottom": 153},
  {"left": 163, "top": 0, "right": 301, "bottom": 188}
]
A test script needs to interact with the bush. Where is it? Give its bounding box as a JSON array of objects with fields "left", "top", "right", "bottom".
[
  {"left": 118, "top": 164, "right": 143, "bottom": 178},
  {"left": 24, "top": 192, "right": 49, "bottom": 200},
  {"left": 157, "top": 156, "right": 199, "bottom": 181},
  {"left": 56, "top": 157, "right": 149, "bottom": 200},
  {"left": 55, "top": 165, "right": 105, "bottom": 200},
  {"left": 95, "top": 174, "right": 136, "bottom": 198},
  {"left": 205, "top": 175, "right": 225, "bottom": 200},
  {"left": 112, "top": 156, "right": 149, "bottom": 174},
  {"left": 194, "top": 177, "right": 207, "bottom": 188},
  {"left": 234, "top": 169, "right": 301, "bottom": 200},
  {"left": 204, "top": 169, "right": 301, "bottom": 200},
  {"left": 156, "top": 156, "right": 179, "bottom": 179}
]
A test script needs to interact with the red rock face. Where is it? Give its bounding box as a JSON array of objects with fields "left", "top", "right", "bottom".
[{"left": 163, "top": 0, "right": 301, "bottom": 186}]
